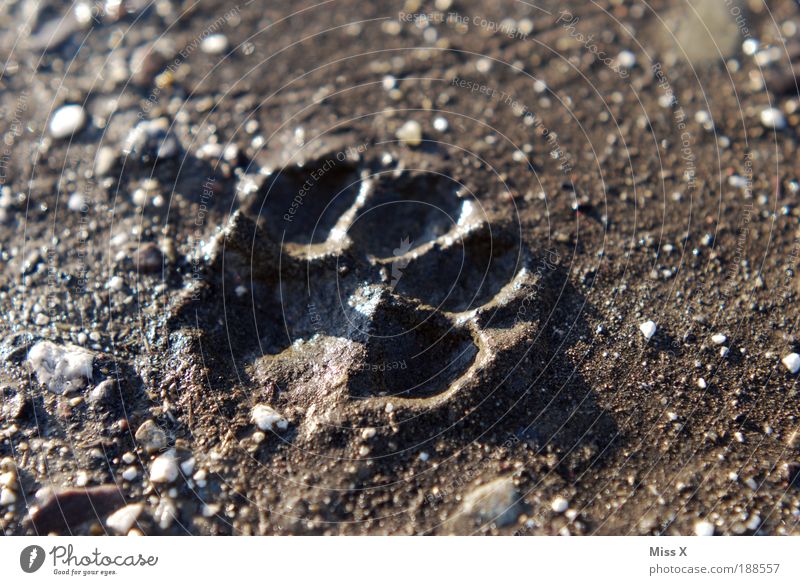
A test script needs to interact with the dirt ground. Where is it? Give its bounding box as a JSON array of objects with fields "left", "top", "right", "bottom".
[{"left": 1, "top": 0, "right": 800, "bottom": 535}]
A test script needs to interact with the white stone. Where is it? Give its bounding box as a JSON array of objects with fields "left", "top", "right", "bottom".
[
  {"left": 0, "top": 487, "right": 16, "bottom": 506},
  {"left": 0, "top": 471, "right": 15, "bottom": 488},
  {"left": 150, "top": 450, "right": 179, "bottom": 483},
  {"left": 694, "top": 520, "right": 715, "bottom": 536},
  {"left": 782, "top": 353, "right": 800, "bottom": 374},
  {"left": 742, "top": 38, "right": 759, "bottom": 56},
  {"left": 396, "top": 120, "right": 422, "bottom": 147},
  {"left": 200, "top": 34, "right": 228, "bottom": 54},
  {"left": 617, "top": 50, "right": 636, "bottom": 68},
  {"left": 639, "top": 320, "right": 657, "bottom": 341},
  {"left": 107, "top": 276, "right": 124, "bottom": 291},
  {"left": 711, "top": 334, "right": 727, "bottom": 345},
  {"left": 697, "top": 378, "right": 707, "bottom": 389},
  {"left": 94, "top": 146, "right": 117, "bottom": 176},
  {"left": 180, "top": 457, "right": 195, "bottom": 476},
  {"left": 49, "top": 105, "right": 87, "bottom": 139},
  {"left": 106, "top": 503, "right": 144, "bottom": 534},
  {"left": 27, "top": 341, "right": 94, "bottom": 393},
  {"left": 760, "top": 107, "right": 786, "bottom": 130},
  {"left": 433, "top": 117, "right": 448, "bottom": 132},
  {"left": 75, "top": 471, "right": 89, "bottom": 487},
  {"left": 122, "top": 467, "right": 138, "bottom": 481},
  {"left": 361, "top": 427, "right": 377, "bottom": 440},
  {"left": 251, "top": 404, "right": 288, "bottom": 431},
  {"left": 68, "top": 193, "right": 86, "bottom": 212},
  {"left": 551, "top": 496, "right": 569, "bottom": 513}
]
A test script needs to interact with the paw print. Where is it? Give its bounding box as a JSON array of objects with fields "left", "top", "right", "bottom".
[{"left": 169, "top": 150, "right": 558, "bottom": 436}]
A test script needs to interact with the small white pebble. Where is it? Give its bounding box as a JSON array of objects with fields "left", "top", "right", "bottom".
[
  {"left": 720, "top": 347, "right": 730, "bottom": 358},
  {"left": 695, "top": 110, "right": 712, "bottom": 125},
  {"left": 418, "top": 452, "right": 429, "bottom": 461},
  {"left": 361, "top": 427, "right": 377, "bottom": 440},
  {"left": 742, "top": 38, "right": 760, "bottom": 55},
  {"left": 50, "top": 104, "right": 87, "bottom": 139},
  {"left": 180, "top": 457, "right": 195, "bottom": 476},
  {"left": 760, "top": 107, "right": 786, "bottom": 130},
  {"left": 616, "top": 50, "right": 636, "bottom": 68},
  {"left": 122, "top": 452, "right": 135, "bottom": 464},
  {"left": 106, "top": 503, "right": 143, "bottom": 534},
  {"left": 697, "top": 378, "right": 707, "bottom": 389},
  {"left": 551, "top": 496, "right": 569, "bottom": 513},
  {"left": 201, "top": 34, "right": 228, "bottom": 54},
  {"left": 433, "top": 116, "right": 448, "bottom": 132},
  {"left": 251, "top": 404, "right": 288, "bottom": 431},
  {"left": 193, "top": 469, "right": 207, "bottom": 488},
  {"left": 711, "top": 334, "right": 727, "bottom": 345},
  {"left": 107, "top": 275, "right": 124, "bottom": 291},
  {"left": 122, "top": 467, "right": 138, "bottom": 481},
  {"left": 396, "top": 120, "right": 422, "bottom": 147},
  {"left": 475, "top": 57, "right": 492, "bottom": 73},
  {"left": 746, "top": 515, "right": 761, "bottom": 531},
  {"left": 385, "top": 402, "right": 394, "bottom": 413},
  {"left": 75, "top": 471, "right": 89, "bottom": 487},
  {"left": 639, "top": 320, "right": 657, "bottom": 341},
  {"left": 149, "top": 450, "right": 179, "bottom": 483},
  {"left": 782, "top": 353, "right": 800, "bottom": 374},
  {"left": 0, "top": 487, "right": 17, "bottom": 506},
  {"left": 694, "top": 520, "right": 715, "bottom": 536},
  {"left": 67, "top": 193, "right": 86, "bottom": 212},
  {"left": 0, "top": 471, "right": 15, "bottom": 488}
]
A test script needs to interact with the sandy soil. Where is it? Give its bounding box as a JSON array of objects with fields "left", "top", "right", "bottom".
[{"left": 1, "top": 0, "right": 800, "bottom": 535}]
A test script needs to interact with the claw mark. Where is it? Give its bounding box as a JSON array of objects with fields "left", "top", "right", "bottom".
[{"left": 390, "top": 236, "right": 413, "bottom": 290}]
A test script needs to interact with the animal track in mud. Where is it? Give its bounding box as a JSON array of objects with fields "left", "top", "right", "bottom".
[{"left": 173, "top": 150, "right": 560, "bottom": 416}]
